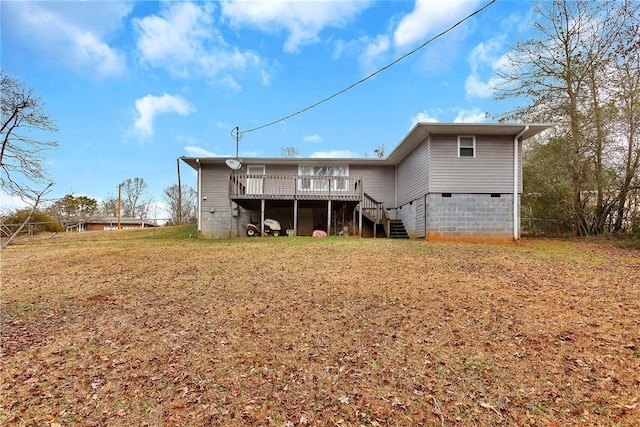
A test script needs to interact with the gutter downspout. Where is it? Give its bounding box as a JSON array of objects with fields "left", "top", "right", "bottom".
[
  {"left": 196, "top": 158, "right": 202, "bottom": 233},
  {"left": 513, "top": 126, "right": 529, "bottom": 241}
]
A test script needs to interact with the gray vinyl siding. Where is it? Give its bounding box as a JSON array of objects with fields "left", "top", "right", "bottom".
[
  {"left": 397, "top": 137, "right": 429, "bottom": 206},
  {"left": 200, "top": 164, "right": 234, "bottom": 237},
  {"left": 253, "top": 163, "right": 298, "bottom": 175},
  {"left": 349, "top": 164, "right": 395, "bottom": 207},
  {"left": 429, "top": 135, "right": 522, "bottom": 194},
  {"left": 201, "top": 164, "right": 232, "bottom": 212}
]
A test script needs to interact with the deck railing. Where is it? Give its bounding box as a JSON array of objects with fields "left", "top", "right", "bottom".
[
  {"left": 230, "top": 174, "right": 363, "bottom": 201},
  {"left": 360, "top": 193, "right": 389, "bottom": 237},
  {"left": 360, "top": 193, "right": 388, "bottom": 225}
]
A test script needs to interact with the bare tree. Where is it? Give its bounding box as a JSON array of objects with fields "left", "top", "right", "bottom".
[
  {"left": 163, "top": 184, "right": 196, "bottom": 224},
  {"left": 121, "top": 177, "right": 149, "bottom": 219},
  {"left": 0, "top": 183, "right": 53, "bottom": 251},
  {"left": 280, "top": 146, "right": 300, "bottom": 158},
  {"left": 1, "top": 70, "right": 58, "bottom": 196},
  {"left": 100, "top": 194, "right": 118, "bottom": 217},
  {"left": 612, "top": 1, "right": 640, "bottom": 233},
  {"left": 0, "top": 70, "right": 58, "bottom": 250},
  {"left": 364, "top": 144, "right": 385, "bottom": 159},
  {"left": 495, "top": 0, "right": 637, "bottom": 235}
]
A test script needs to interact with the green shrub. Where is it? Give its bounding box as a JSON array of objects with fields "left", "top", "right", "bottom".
[
  {"left": 615, "top": 235, "right": 640, "bottom": 250},
  {"left": 1, "top": 208, "right": 63, "bottom": 236}
]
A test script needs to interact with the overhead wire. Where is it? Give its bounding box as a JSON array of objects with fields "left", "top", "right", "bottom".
[{"left": 240, "top": 0, "right": 497, "bottom": 135}]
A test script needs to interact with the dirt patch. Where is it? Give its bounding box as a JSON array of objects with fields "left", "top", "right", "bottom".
[{"left": 1, "top": 229, "right": 639, "bottom": 426}]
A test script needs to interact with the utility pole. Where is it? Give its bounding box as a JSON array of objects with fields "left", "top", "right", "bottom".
[
  {"left": 117, "top": 183, "right": 122, "bottom": 230},
  {"left": 177, "top": 158, "right": 182, "bottom": 225}
]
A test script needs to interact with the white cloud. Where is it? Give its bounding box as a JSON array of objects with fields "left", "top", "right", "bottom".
[
  {"left": 465, "top": 74, "right": 494, "bottom": 98},
  {"left": 221, "top": 0, "right": 370, "bottom": 53},
  {"left": 134, "top": 94, "right": 194, "bottom": 137},
  {"left": 410, "top": 108, "right": 486, "bottom": 124},
  {"left": 332, "top": 39, "right": 348, "bottom": 60},
  {"left": 184, "top": 146, "right": 219, "bottom": 157},
  {"left": 219, "top": 76, "right": 242, "bottom": 91},
  {"left": 453, "top": 108, "right": 487, "bottom": 123},
  {"left": 75, "top": 32, "right": 127, "bottom": 77},
  {"left": 336, "top": 0, "right": 479, "bottom": 76},
  {"left": 468, "top": 39, "right": 501, "bottom": 72},
  {"left": 359, "top": 35, "right": 390, "bottom": 73},
  {"left": 465, "top": 38, "right": 509, "bottom": 99},
  {"left": 331, "top": 37, "right": 362, "bottom": 61},
  {"left": 3, "top": 2, "right": 130, "bottom": 77},
  {"left": 310, "top": 150, "right": 360, "bottom": 158},
  {"left": 0, "top": 191, "right": 30, "bottom": 213},
  {"left": 410, "top": 111, "right": 440, "bottom": 127},
  {"left": 134, "top": 2, "right": 267, "bottom": 87},
  {"left": 394, "top": 0, "right": 481, "bottom": 48},
  {"left": 303, "top": 134, "right": 323, "bottom": 143}
]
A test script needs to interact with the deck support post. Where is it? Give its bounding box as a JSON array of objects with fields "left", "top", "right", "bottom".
[
  {"left": 327, "top": 200, "right": 332, "bottom": 236},
  {"left": 373, "top": 208, "right": 377, "bottom": 238},
  {"left": 228, "top": 197, "right": 232, "bottom": 238},
  {"left": 358, "top": 202, "right": 363, "bottom": 238},
  {"left": 352, "top": 208, "right": 356, "bottom": 236},
  {"left": 261, "top": 199, "right": 265, "bottom": 236},
  {"left": 293, "top": 199, "right": 298, "bottom": 236},
  {"left": 196, "top": 159, "right": 201, "bottom": 234}
]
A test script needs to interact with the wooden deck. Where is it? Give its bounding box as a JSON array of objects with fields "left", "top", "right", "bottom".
[{"left": 230, "top": 175, "right": 363, "bottom": 201}]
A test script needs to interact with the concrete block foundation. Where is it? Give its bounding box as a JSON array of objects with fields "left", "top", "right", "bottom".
[
  {"left": 426, "top": 193, "right": 516, "bottom": 242},
  {"left": 397, "top": 193, "right": 518, "bottom": 242}
]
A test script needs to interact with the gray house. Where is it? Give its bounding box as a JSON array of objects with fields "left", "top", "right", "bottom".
[{"left": 181, "top": 123, "right": 550, "bottom": 242}]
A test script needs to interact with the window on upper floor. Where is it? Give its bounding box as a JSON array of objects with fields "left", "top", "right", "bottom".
[
  {"left": 458, "top": 136, "right": 476, "bottom": 158},
  {"left": 299, "top": 165, "right": 348, "bottom": 191}
]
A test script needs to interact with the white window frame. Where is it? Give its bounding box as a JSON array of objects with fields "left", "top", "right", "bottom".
[
  {"left": 298, "top": 165, "right": 349, "bottom": 191},
  {"left": 458, "top": 135, "right": 476, "bottom": 158}
]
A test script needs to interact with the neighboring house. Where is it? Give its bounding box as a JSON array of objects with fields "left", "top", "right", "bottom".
[
  {"left": 70, "top": 218, "right": 157, "bottom": 232},
  {"left": 181, "top": 123, "right": 551, "bottom": 242}
]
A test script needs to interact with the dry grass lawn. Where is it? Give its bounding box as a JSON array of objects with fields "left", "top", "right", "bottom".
[{"left": 1, "top": 227, "right": 639, "bottom": 426}]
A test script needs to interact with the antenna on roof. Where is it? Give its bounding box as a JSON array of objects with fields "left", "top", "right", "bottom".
[
  {"left": 225, "top": 126, "right": 243, "bottom": 170},
  {"left": 231, "top": 126, "right": 242, "bottom": 158}
]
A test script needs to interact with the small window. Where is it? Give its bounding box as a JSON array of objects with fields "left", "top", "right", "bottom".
[
  {"left": 458, "top": 136, "right": 476, "bottom": 158},
  {"left": 442, "top": 193, "right": 452, "bottom": 198},
  {"left": 298, "top": 165, "right": 348, "bottom": 191}
]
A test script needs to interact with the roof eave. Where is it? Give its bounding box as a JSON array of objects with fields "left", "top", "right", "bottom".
[
  {"left": 180, "top": 123, "right": 554, "bottom": 169},
  {"left": 386, "top": 122, "right": 554, "bottom": 163}
]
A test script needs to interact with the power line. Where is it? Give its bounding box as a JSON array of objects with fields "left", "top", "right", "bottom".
[{"left": 240, "top": 0, "right": 496, "bottom": 135}]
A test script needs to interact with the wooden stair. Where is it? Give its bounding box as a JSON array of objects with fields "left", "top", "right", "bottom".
[
  {"left": 388, "top": 219, "right": 409, "bottom": 239},
  {"left": 359, "top": 194, "right": 410, "bottom": 238}
]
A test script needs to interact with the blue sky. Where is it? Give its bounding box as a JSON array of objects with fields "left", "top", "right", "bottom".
[{"left": 1, "top": 0, "right": 534, "bottom": 216}]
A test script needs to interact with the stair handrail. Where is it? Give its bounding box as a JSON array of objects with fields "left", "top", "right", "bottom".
[
  {"left": 361, "top": 193, "right": 390, "bottom": 237},
  {"left": 361, "top": 193, "right": 388, "bottom": 225}
]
